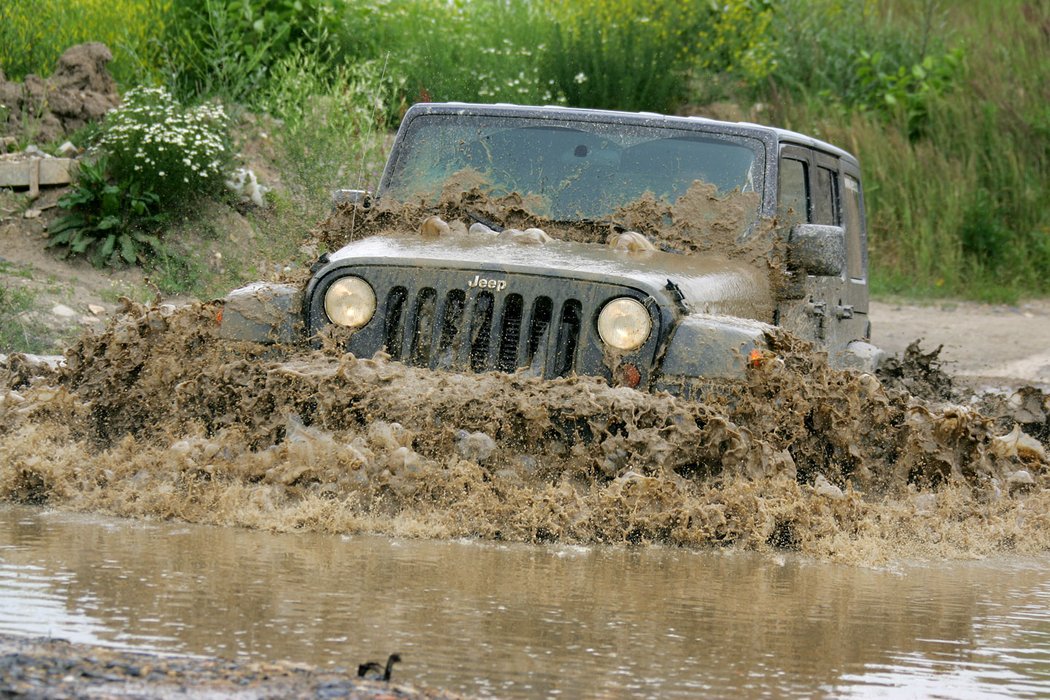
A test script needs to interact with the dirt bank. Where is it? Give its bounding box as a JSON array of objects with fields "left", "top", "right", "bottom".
[{"left": 0, "top": 634, "right": 465, "bottom": 699}]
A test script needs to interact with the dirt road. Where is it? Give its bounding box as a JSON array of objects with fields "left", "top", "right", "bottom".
[{"left": 870, "top": 299, "right": 1050, "bottom": 388}]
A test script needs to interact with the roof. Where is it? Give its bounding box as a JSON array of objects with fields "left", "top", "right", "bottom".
[{"left": 404, "top": 102, "right": 858, "bottom": 165}]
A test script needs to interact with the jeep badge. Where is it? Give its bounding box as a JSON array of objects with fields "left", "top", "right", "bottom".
[{"left": 468, "top": 274, "right": 508, "bottom": 292}]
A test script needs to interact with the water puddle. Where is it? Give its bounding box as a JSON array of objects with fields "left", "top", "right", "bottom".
[{"left": 2, "top": 505, "right": 1049, "bottom": 698}]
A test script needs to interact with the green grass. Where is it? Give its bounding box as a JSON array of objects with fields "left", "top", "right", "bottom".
[{"left": 0, "top": 280, "right": 51, "bottom": 354}]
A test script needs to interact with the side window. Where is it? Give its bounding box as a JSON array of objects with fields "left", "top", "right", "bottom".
[
  {"left": 778, "top": 158, "right": 809, "bottom": 224},
  {"left": 843, "top": 175, "right": 866, "bottom": 279},
  {"left": 814, "top": 166, "right": 839, "bottom": 225}
]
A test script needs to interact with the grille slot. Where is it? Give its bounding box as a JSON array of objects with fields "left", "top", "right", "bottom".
[
  {"left": 526, "top": 296, "right": 553, "bottom": 372},
  {"left": 409, "top": 288, "right": 437, "bottom": 367},
  {"left": 435, "top": 289, "right": 466, "bottom": 369},
  {"left": 383, "top": 286, "right": 408, "bottom": 359},
  {"left": 496, "top": 294, "right": 524, "bottom": 372},
  {"left": 468, "top": 292, "right": 495, "bottom": 372},
  {"left": 554, "top": 300, "right": 582, "bottom": 377}
]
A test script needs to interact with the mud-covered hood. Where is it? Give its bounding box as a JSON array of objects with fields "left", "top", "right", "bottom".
[{"left": 327, "top": 232, "right": 773, "bottom": 321}]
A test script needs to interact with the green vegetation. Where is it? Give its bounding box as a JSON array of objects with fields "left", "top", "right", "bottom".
[
  {"left": 1, "top": 0, "right": 1047, "bottom": 301},
  {"left": 48, "top": 158, "right": 166, "bottom": 266},
  {"left": 0, "top": 270, "right": 50, "bottom": 354}
]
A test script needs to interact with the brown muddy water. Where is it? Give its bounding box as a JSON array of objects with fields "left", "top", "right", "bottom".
[{"left": 3, "top": 504, "right": 1050, "bottom": 698}]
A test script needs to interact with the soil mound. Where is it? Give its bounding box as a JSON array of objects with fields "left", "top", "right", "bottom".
[
  {"left": 0, "top": 43, "right": 120, "bottom": 144},
  {"left": 1, "top": 302, "right": 1047, "bottom": 562}
]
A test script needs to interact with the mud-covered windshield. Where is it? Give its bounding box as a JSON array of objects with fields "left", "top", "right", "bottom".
[{"left": 382, "top": 114, "right": 765, "bottom": 224}]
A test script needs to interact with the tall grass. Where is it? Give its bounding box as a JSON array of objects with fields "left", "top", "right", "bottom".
[
  {"left": 766, "top": 0, "right": 1049, "bottom": 302},
  {"left": 539, "top": 0, "right": 710, "bottom": 112},
  {"left": 0, "top": 0, "right": 166, "bottom": 85},
  {"left": 258, "top": 49, "right": 394, "bottom": 214}
]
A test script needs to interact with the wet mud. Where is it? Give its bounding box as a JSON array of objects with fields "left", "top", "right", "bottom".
[
  {"left": 0, "top": 634, "right": 464, "bottom": 699},
  {"left": 1, "top": 300, "right": 1047, "bottom": 563},
  {"left": 315, "top": 175, "right": 770, "bottom": 263}
]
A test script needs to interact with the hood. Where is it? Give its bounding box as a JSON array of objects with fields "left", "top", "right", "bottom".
[{"left": 327, "top": 232, "right": 774, "bottom": 321}]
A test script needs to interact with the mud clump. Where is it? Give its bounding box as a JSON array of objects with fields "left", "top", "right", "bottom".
[
  {"left": 877, "top": 340, "right": 955, "bottom": 401},
  {"left": 2, "top": 302, "right": 1048, "bottom": 563},
  {"left": 0, "top": 43, "right": 120, "bottom": 144}
]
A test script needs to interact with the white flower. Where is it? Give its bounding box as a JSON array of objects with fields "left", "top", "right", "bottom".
[{"left": 574, "top": 72, "right": 588, "bottom": 84}]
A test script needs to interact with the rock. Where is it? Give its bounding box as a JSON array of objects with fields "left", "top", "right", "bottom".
[
  {"left": 368, "top": 421, "right": 412, "bottom": 451},
  {"left": 385, "top": 446, "right": 423, "bottom": 474},
  {"left": 56, "top": 141, "right": 78, "bottom": 158},
  {"left": 23, "top": 209, "right": 41, "bottom": 219},
  {"left": 609, "top": 230, "right": 657, "bottom": 253},
  {"left": 498, "top": 227, "right": 551, "bottom": 245},
  {"left": 419, "top": 215, "right": 451, "bottom": 238},
  {"left": 51, "top": 304, "right": 77, "bottom": 319},
  {"left": 87, "top": 304, "right": 106, "bottom": 316},
  {"left": 468, "top": 222, "right": 497, "bottom": 235}
]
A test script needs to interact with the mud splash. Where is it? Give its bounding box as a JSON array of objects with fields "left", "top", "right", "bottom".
[
  {"left": 1, "top": 302, "right": 1047, "bottom": 563},
  {"left": 315, "top": 174, "right": 770, "bottom": 261}
]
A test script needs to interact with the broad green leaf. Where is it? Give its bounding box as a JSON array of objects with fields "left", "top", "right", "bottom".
[
  {"left": 100, "top": 234, "right": 117, "bottom": 258},
  {"left": 120, "top": 235, "right": 138, "bottom": 264}
]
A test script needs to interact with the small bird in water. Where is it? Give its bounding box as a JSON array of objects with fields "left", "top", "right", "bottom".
[{"left": 357, "top": 653, "right": 402, "bottom": 681}]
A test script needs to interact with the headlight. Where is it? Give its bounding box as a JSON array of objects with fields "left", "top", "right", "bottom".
[
  {"left": 324, "top": 276, "right": 376, "bottom": 328},
  {"left": 597, "top": 297, "right": 651, "bottom": 351}
]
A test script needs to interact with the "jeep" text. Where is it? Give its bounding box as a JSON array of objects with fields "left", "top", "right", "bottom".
[{"left": 467, "top": 275, "right": 507, "bottom": 292}]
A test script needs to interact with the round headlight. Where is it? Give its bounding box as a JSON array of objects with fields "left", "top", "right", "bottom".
[
  {"left": 324, "top": 276, "right": 376, "bottom": 328},
  {"left": 597, "top": 297, "right": 651, "bottom": 351}
]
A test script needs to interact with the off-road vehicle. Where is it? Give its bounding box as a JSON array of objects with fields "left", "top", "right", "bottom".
[{"left": 220, "top": 103, "right": 882, "bottom": 397}]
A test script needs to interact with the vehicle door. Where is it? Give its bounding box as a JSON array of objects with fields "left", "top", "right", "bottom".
[
  {"left": 775, "top": 146, "right": 846, "bottom": 348},
  {"left": 837, "top": 164, "right": 871, "bottom": 341}
]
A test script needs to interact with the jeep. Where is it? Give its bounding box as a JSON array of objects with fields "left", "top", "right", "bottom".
[{"left": 219, "top": 103, "right": 882, "bottom": 397}]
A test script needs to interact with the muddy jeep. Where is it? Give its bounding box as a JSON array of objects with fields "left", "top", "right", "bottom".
[{"left": 220, "top": 103, "right": 882, "bottom": 397}]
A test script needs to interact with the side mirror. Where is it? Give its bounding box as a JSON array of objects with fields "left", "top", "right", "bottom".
[
  {"left": 788, "top": 224, "right": 845, "bottom": 277},
  {"left": 331, "top": 189, "right": 372, "bottom": 208}
]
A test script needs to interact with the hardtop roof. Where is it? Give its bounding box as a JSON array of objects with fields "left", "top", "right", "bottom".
[{"left": 403, "top": 102, "right": 859, "bottom": 166}]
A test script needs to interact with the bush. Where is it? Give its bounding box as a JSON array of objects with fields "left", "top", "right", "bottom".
[
  {"left": 48, "top": 87, "right": 232, "bottom": 268},
  {"left": 48, "top": 158, "right": 166, "bottom": 267},
  {"left": 98, "top": 86, "right": 230, "bottom": 211}
]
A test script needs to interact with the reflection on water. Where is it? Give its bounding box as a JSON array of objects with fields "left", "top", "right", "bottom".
[{"left": 1, "top": 504, "right": 1049, "bottom": 698}]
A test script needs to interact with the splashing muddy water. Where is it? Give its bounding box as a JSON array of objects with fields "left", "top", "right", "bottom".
[{"left": 1, "top": 298, "right": 1047, "bottom": 563}]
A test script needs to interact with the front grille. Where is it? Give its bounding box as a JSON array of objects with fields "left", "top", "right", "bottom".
[
  {"left": 381, "top": 287, "right": 582, "bottom": 378},
  {"left": 312, "top": 266, "right": 663, "bottom": 385}
]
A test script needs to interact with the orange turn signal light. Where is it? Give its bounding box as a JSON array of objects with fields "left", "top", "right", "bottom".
[
  {"left": 623, "top": 363, "right": 641, "bottom": 387},
  {"left": 748, "top": 348, "right": 768, "bottom": 368}
]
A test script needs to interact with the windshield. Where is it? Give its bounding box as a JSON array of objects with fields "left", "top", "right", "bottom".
[{"left": 382, "top": 113, "right": 765, "bottom": 226}]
